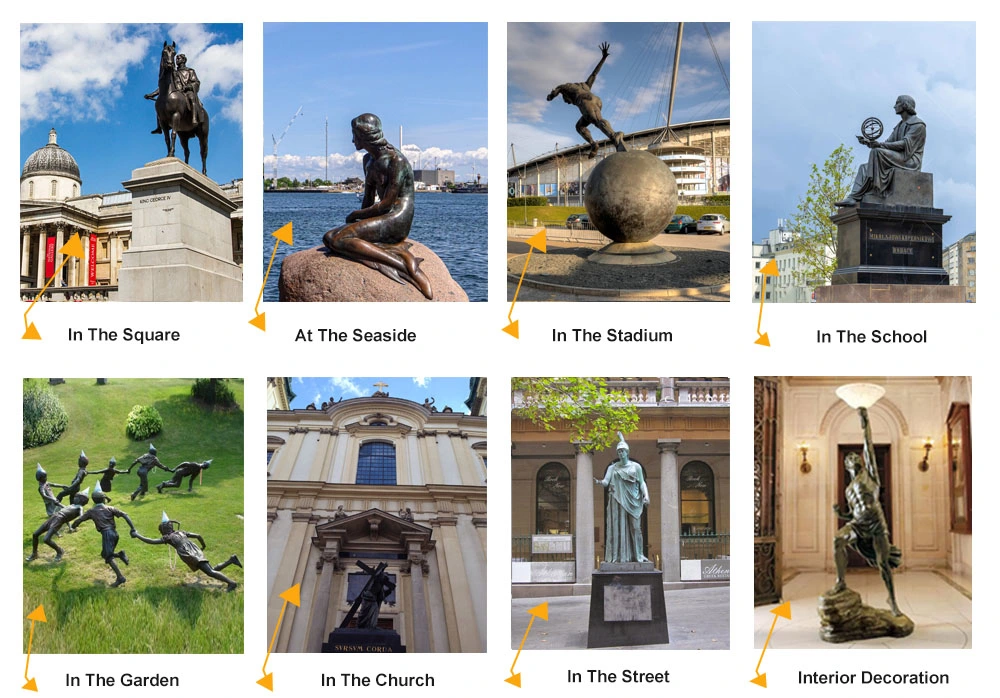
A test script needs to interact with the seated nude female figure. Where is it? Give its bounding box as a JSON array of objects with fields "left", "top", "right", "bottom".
[{"left": 323, "top": 113, "right": 431, "bottom": 299}]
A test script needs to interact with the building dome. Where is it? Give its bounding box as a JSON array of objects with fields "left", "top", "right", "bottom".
[{"left": 21, "top": 128, "right": 81, "bottom": 183}]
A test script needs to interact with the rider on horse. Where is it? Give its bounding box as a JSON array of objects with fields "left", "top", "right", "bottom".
[{"left": 146, "top": 53, "right": 204, "bottom": 134}]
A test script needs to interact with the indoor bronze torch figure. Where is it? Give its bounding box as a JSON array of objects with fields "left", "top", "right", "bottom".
[
  {"left": 322, "top": 113, "right": 431, "bottom": 299},
  {"left": 156, "top": 459, "right": 212, "bottom": 494},
  {"left": 26, "top": 488, "right": 90, "bottom": 562},
  {"left": 131, "top": 512, "right": 242, "bottom": 592},
  {"left": 131, "top": 444, "right": 172, "bottom": 501},
  {"left": 69, "top": 482, "right": 136, "bottom": 587}
]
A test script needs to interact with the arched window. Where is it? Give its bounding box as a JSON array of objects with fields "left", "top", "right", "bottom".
[
  {"left": 72, "top": 184, "right": 78, "bottom": 197},
  {"left": 28, "top": 181, "right": 34, "bottom": 198},
  {"left": 356, "top": 441, "right": 396, "bottom": 485},
  {"left": 535, "top": 462, "right": 570, "bottom": 534},
  {"left": 680, "top": 461, "right": 715, "bottom": 534},
  {"left": 51, "top": 180, "right": 57, "bottom": 197}
]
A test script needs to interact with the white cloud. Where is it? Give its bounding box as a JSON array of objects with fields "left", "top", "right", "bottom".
[
  {"left": 312, "top": 392, "right": 321, "bottom": 406},
  {"left": 166, "top": 23, "right": 243, "bottom": 128},
  {"left": 412, "top": 377, "right": 430, "bottom": 388},
  {"left": 329, "top": 377, "right": 364, "bottom": 397},
  {"left": 265, "top": 145, "right": 489, "bottom": 183},
  {"left": 21, "top": 24, "right": 154, "bottom": 125}
]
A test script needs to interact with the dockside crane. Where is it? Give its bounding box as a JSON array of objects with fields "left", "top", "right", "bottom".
[{"left": 271, "top": 106, "right": 303, "bottom": 189}]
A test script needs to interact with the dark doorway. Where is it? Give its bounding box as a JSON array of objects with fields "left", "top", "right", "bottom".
[{"left": 837, "top": 443, "right": 892, "bottom": 567}]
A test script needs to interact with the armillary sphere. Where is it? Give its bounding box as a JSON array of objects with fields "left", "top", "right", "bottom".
[{"left": 861, "top": 117, "right": 883, "bottom": 141}]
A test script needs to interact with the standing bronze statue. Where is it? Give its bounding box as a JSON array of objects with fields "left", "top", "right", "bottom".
[
  {"left": 35, "top": 464, "right": 66, "bottom": 517},
  {"left": 835, "top": 95, "right": 925, "bottom": 206},
  {"left": 322, "top": 113, "right": 431, "bottom": 299},
  {"left": 69, "top": 483, "right": 136, "bottom": 587},
  {"left": 57, "top": 451, "right": 90, "bottom": 502},
  {"left": 547, "top": 42, "right": 626, "bottom": 158},
  {"left": 156, "top": 459, "right": 211, "bottom": 494},
  {"left": 130, "top": 444, "right": 172, "bottom": 501},
  {"left": 27, "top": 489, "right": 90, "bottom": 562},
  {"left": 145, "top": 41, "right": 210, "bottom": 174},
  {"left": 830, "top": 407, "right": 902, "bottom": 615},
  {"left": 594, "top": 432, "right": 649, "bottom": 563},
  {"left": 131, "top": 512, "right": 242, "bottom": 592},
  {"left": 89, "top": 456, "right": 132, "bottom": 495}
]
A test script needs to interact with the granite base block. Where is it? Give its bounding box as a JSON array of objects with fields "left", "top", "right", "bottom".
[
  {"left": 322, "top": 628, "right": 406, "bottom": 653},
  {"left": 587, "top": 568, "right": 669, "bottom": 648},
  {"left": 818, "top": 587, "right": 914, "bottom": 643},
  {"left": 815, "top": 284, "right": 966, "bottom": 303}
]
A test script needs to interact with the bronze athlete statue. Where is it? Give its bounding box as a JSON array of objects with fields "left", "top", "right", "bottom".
[
  {"left": 547, "top": 42, "right": 626, "bottom": 158},
  {"left": 322, "top": 113, "right": 431, "bottom": 299}
]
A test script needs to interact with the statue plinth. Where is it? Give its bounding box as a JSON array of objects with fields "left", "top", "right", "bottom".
[
  {"left": 321, "top": 627, "right": 405, "bottom": 653},
  {"left": 584, "top": 151, "right": 677, "bottom": 266},
  {"left": 827, "top": 170, "right": 951, "bottom": 289},
  {"left": 118, "top": 158, "right": 242, "bottom": 301},
  {"left": 278, "top": 244, "right": 468, "bottom": 302},
  {"left": 818, "top": 587, "right": 914, "bottom": 643},
  {"left": 587, "top": 566, "right": 669, "bottom": 648}
]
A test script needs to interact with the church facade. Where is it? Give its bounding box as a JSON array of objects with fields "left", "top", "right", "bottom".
[
  {"left": 19, "top": 128, "right": 243, "bottom": 300},
  {"left": 266, "top": 380, "right": 487, "bottom": 652}
]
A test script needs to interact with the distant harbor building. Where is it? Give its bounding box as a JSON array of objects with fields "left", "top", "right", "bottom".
[
  {"left": 413, "top": 169, "right": 456, "bottom": 188},
  {"left": 507, "top": 118, "right": 730, "bottom": 203},
  {"left": 20, "top": 128, "right": 243, "bottom": 300},
  {"left": 943, "top": 232, "right": 976, "bottom": 303}
]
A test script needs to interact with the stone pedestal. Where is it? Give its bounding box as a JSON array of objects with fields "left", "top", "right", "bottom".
[
  {"left": 818, "top": 587, "right": 913, "bottom": 643},
  {"left": 118, "top": 157, "right": 242, "bottom": 301},
  {"left": 587, "top": 241, "right": 676, "bottom": 266},
  {"left": 829, "top": 171, "right": 950, "bottom": 288},
  {"left": 279, "top": 244, "right": 468, "bottom": 302},
  {"left": 322, "top": 627, "right": 406, "bottom": 653},
  {"left": 587, "top": 563, "right": 669, "bottom": 648},
  {"left": 815, "top": 283, "right": 966, "bottom": 303}
]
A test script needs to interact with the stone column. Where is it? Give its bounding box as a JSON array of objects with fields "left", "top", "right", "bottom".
[
  {"left": 573, "top": 441, "right": 594, "bottom": 583},
  {"left": 81, "top": 232, "right": 90, "bottom": 286},
  {"left": 21, "top": 228, "right": 31, "bottom": 283},
  {"left": 406, "top": 552, "right": 431, "bottom": 652},
  {"left": 307, "top": 550, "right": 338, "bottom": 652},
  {"left": 54, "top": 225, "right": 65, "bottom": 287},
  {"left": 430, "top": 517, "right": 481, "bottom": 652},
  {"left": 36, "top": 229, "right": 46, "bottom": 287},
  {"left": 109, "top": 234, "right": 119, "bottom": 285},
  {"left": 658, "top": 439, "right": 682, "bottom": 582}
]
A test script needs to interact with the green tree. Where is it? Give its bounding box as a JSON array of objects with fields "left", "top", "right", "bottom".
[
  {"left": 790, "top": 144, "right": 856, "bottom": 287},
  {"left": 512, "top": 378, "right": 640, "bottom": 452},
  {"left": 23, "top": 379, "right": 69, "bottom": 449},
  {"left": 277, "top": 177, "right": 293, "bottom": 189},
  {"left": 291, "top": 178, "right": 301, "bottom": 188}
]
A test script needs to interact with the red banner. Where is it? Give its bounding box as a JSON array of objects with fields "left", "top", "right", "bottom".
[
  {"left": 88, "top": 235, "right": 97, "bottom": 286},
  {"left": 45, "top": 237, "right": 55, "bottom": 279}
]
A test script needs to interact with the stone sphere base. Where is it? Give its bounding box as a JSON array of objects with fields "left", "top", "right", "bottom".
[
  {"left": 587, "top": 241, "right": 677, "bottom": 266},
  {"left": 584, "top": 150, "right": 678, "bottom": 244}
]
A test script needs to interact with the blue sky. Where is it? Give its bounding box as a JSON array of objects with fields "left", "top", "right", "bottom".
[
  {"left": 264, "top": 23, "right": 488, "bottom": 183},
  {"left": 753, "top": 22, "right": 975, "bottom": 246},
  {"left": 289, "top": 377, "right": 477, "bottom": 413},
  {"left": 508, "top": 22, "right": 730, "bottom": 165},
  {"left": 20, "top": 23, "right": 243, "bottom": 193}
]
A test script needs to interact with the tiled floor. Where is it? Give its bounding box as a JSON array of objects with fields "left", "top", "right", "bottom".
[{"left": 754, "top": 570, "right": 972, "bottom": 649}]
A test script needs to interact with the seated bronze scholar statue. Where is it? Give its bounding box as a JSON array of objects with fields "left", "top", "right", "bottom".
[{"left": 323, "top": 113, "right": 431, "bottom": 299}]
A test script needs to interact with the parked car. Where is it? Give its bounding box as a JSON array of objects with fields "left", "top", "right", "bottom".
[
  {"left": 697, "top": 213, "right": 731, "bottom": 235},
  {"left": 665, "top": 214, "right": 697, "bottom": 234},
  {"left": 566, "top": 213, "right": 592, "bottom": 230}
]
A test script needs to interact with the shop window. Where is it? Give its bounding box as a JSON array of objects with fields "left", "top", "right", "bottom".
[
  {"left": 680, "top": 461, "right": 715, "bottom": 534},
  {"left": 536, "top": 462, "right": 571, "bottom": 534}
]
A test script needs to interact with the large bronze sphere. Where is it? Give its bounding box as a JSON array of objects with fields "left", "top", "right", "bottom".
[{"left": 584, "top": 151, "right": 678, "bottom": 243}]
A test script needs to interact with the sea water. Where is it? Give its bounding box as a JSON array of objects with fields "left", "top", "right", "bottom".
[{"left": 263, "top": 192, "right": 487, "bottom": 302}]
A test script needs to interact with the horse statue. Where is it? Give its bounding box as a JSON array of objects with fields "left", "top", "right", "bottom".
[{"left": 146, "top": 41, "right": 210, "bottom": 175}]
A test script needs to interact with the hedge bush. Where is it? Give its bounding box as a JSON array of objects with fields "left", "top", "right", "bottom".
[
  {"left": 191, "top": 378, "right": 237, "bottom": 408},
  {"left": 23, "top": 379, "right": 69, "bottom": 449},
  {"left": 508, "top": 196, "right": 549, "bottom": 207},
  {"left": 125, "top": 404, "right": 163, "bottom": 440}
]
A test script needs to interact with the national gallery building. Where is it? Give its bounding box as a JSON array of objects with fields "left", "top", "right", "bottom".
[
  {"left": 511, "top": 378, "right": 730, "bottom": 596},
  {"left": 19, "top": 129, "right": 243, "bottom": 301},
  {"left": 265, "top": 379, "right": 487, "bottom": 653}
]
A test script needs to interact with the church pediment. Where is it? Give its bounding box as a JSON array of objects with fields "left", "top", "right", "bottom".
[{"left": 313, "top": 508, "right": 433, "bottom": 556}]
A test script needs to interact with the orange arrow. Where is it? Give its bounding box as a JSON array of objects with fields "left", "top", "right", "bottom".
[
  {"left": 24, "top": 604, "right": 47, "bottom": 691},
  {"left": 251, "top": 223, "right": 294, "bottom": 332},
  {"left": 506, "top": 601, "right": 548, "bottom": 687},
  {"left": 754, "top": 259, "right": 779, "bottom": 346},
  {"left": 751, "top": 601, "right": 791, "bottom": 688},
  {"left": 504, "top": 229, "right": 547, "bottom": 338},
  {"left": 259, "top": 584, "right": 300, "bottom": 690},
  {"left": 23, "top": 234, "right": 85, "bottom": 340}
]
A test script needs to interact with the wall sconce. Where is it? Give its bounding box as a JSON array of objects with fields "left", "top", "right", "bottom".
[
  {"left": 919, "top": 437, "right": 933, "bottom": 472},
  {"left": 798, "top": 442, "right": 811, "bottom": 474}
]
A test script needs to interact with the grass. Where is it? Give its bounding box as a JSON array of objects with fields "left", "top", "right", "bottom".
[
  {"left": 23, "top": 379, "right": 244, "bottom": 653},
  {"left": 507, "top": 204, "right": 731, "bottom": 227}
]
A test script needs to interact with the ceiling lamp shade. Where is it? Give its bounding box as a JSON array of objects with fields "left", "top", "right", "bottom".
[{"left": 835, "top": 383, "right": 886, "bottom": 409}]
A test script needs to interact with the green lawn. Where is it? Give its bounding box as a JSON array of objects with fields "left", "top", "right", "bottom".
[
  {"left": 507, "top": 204, "right": 731, "bottom": 227},
  {"left": 23, "top": 379, "right": 244, "bottom": 653}
]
